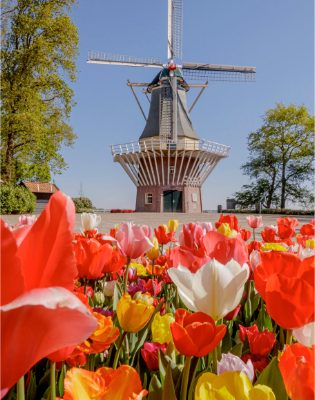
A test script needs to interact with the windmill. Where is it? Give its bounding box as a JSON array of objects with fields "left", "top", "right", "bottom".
[{"left": 88, "top": 0, "right": 256, "bottom": 212}]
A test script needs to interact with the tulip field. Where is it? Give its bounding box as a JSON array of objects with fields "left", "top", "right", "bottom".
[{"left": 1, "top": 191, "right": 314, "bottom": 399}]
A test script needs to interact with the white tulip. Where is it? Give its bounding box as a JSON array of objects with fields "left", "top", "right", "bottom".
[
  {"left": 168, "top": 259, "right": 249, "bottom": 321},
  {"left": 81, "top": 213, "right": 101, "bottom": 231},
  {"left": 293, "top": 322, "right": 315, "bottom": 347}
]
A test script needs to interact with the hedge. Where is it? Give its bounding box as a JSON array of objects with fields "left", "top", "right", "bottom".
[
  {"left": 222, "top": 209, "right": 313, "bottom": 216},
  {"left": 0, "top": 183, "right": 36, "bottom": 214}
]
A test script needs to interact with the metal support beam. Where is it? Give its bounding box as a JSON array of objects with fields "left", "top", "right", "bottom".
[
  {"left": 127, "top": 80, "right": 147, "bottom": 121},
  {"left": 189, "top": 81, "right": 208, "bottom": 113}
]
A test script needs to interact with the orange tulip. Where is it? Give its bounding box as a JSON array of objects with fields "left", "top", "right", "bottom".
[
  {"left": 279, "top": 343, "right": 314, "bottom": 400},
  {"left": 170, "top": 309, "right": 226, "bottom": 357},
  {"left": 254, "top": 252, "right": 314, "bottom": 329},
  {"left": 1, "top": 192, "right": 97, "bottom": 392},
  {"left": 79, "top": 312, "right": 119, "bottom": 354},
  {"left": 63, "top": 365, "right": 147, "bottom": 400}
]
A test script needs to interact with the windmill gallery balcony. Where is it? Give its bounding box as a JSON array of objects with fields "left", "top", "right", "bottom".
[{"left": 111, "top": 138, "right": 230, "bottom": 212}]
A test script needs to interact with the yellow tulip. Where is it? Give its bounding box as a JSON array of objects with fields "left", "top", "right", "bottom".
[
  {"left": 168, "top": 219, "right": 179, "bottom": 233},
  {"left": 261, "top": 243, "right": 288, "bottom": 252},
  {"left": 195, "top": 371, "right": 275, "bottom": 400},
  {"left": 217, "top": 223, "right": 238, "bottom": 238},
  {"left": 306, "top": 239, "right": 315, "bottom": 249},
  {"left": 146, "top": 237, "right": 160, "bottom": 261},
  {"left": 151, "top": 312, "right": 175, "bottom": 344},
  {"left": 129, "top": 262, "right": 148, "bottom": 276},
  {"left": 116, "top": 293, "right": 155, "bottom": 333}
]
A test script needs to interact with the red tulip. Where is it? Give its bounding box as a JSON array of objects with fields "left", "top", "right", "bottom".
[
  {"left": 215, "top": 214, "right": 240, "bottom": 231},
  {"left": 248, "top": 240, "right": 262, "bottom": 255},
  {"left": 73, "top": 238, "right": 122, "bottom": 279},
  {"left": 277, "top": 217, "right": 299, "bottom": 240},
  {"left": 48, "top": 345, "right": 77, "bottom": 362},
  {"left": 279, "top": 343, "right": 314, "bottom": 400},
  {"left": 170, "top": 309, "right": 226, "bottom": 357},
  {"left": 261, "top": 226, "right": 279, "bottom": 243},
  {"left": 254, "top": 252, "right": 314, "bottom": 329},
  {"left": 240, "top": 229, "right": 251, "bottom": 241},
  {"left": 239, "top": 324, "right": 259, "bottom": 342},
  {"left": 0, "top": 192, "right": 97, "bottom": 392},
  {"left": 202, "top": 231, "right": 248, "bottom": 266},
  {"left": 141, "top": 342, "right": 167, "bottom": 370},
  {"left": 154, "top": 225, "right": 176, "bottom": 245},
  {"left": 239, "top": 323, "right": 276, "bottom": 357},
  {"left": 300, "top": 222, "right": 315, "bottom": 236}
]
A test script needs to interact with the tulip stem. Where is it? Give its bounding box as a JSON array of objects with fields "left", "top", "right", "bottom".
[
  {"left": 123, "top": 259, "right": 131, "bottom": 293},
  {"left": 279, "top": 327, "right": 285, "bottom": 349},
  {"left": 180, "top": 356, "right": 192, "bottom": 400},
  {"left": 212, "top": 346, "right": 218, "bottom": 374},
  {"left": 17, "top": 376, "right": 25, "bottom": 400},
  {"left": 286, "top": 329, "right": 292, "bottom": 345},
  {"left": 113, "top": 331, "right": 127, "bottom": 369},
  {"left": 50, "top": 361, "right": 56, "bottom": 400},
  {"left": 252, "top": 228, "right": 256, "bottom": 241}
]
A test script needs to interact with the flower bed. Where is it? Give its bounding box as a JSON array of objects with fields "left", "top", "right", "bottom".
[{"left": 1, "top": 193, "right": 314, "bottom": 400}]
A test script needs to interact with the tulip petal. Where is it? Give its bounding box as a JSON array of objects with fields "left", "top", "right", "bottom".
[
  {"left": 293, "top": 322, "right": 315, "bottom": 347},
  {"left": 17, "top": 192, "right": 78, "bottom": 291},
  {"left": 170, "top": 322, "right": 198, "bottom": 356},
  {"left": 0, "top": 220, "right": 24, "bottom": 306},
  {"left": 221, "top": 262, "right": 249, "bottom": 317},
  {"left": 1, "top": 287, "right": 97, "bottom": 391},
  {"left": 168, "top": 267, "right": 198, "bottom": 311}
]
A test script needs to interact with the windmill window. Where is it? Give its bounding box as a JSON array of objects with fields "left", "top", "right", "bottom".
[
  {"left": 170, "top": 166, "right": 175, "bottom": 175},
  {"left": 145, "top": 193, "right": 153, "bottom": 204}
]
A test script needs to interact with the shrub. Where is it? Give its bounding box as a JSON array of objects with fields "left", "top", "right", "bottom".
[
  {"left": 0, "top": 183, "right": 36, "bottom": 214},
  {"left": 72, "top": 197, "right": 95, "bottom": 213}
]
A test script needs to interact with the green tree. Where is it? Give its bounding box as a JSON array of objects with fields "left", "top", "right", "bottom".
[
  {"left": 235, "top": 103, "right": 314, "bottom": 209},
  {"left": 1, "top": 0, "right": 78, "bottom": 182}
]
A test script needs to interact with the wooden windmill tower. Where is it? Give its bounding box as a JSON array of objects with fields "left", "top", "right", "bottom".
[{"left": 88, "top": 0, "right": 256, "bottom": 212}]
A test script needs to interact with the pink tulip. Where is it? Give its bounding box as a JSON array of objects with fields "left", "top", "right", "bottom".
[
  {"left": 246, "top": 216, "right": 263, "bottom": 229},
  {"left": 1, "top": 192, "right": 97, "bottom": 392},
  {"left": 116, "top": 222, "right": 153, "bottom": 259},
  {"left": 141, "top": 342, "right": 167, "bottom": 370}
]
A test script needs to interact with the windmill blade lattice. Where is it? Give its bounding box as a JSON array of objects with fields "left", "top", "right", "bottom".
[
  {"left": 182, "top": 62, "right": 256, "bottom": 82},
  {"left": 87, "top": 51, "right": 163, "bottom": 68},
  {"left": 171, "top": 0, "right": 183, "bottom": 62}
]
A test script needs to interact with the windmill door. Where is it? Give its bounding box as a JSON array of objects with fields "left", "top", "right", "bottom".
[{"left": 163, "top": 190, "right": 183, "bottom": 212}]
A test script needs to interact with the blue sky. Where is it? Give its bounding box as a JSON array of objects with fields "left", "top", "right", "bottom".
[{"left": 55, "top": 0, "right": 314, "bottom": 210}]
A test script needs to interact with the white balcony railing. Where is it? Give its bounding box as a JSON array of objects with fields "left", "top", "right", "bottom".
[{"left": 111, "top": 138, "right": 230, "bottom": 157}]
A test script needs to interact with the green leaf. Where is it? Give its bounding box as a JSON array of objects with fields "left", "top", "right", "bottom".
[
  {"left": 162, "top": 363, "right": 177, "bottom": 400},
  {"left": 230, "top": 343, "right": 243, "bottom": 358},
  {"left": 112, "top": 282, "right": 121, "bottom": 311},
  {"left": 26, "top": 370, "right": 37, "bottom": 400},
  {"left": 148, "top": 375, "right": 162, "bottom": 400},
  {"left": 57, "top": 364, "right": 66, "bottom": 397},
  {"left": 255, "top": 356, "right": 288, "bottom": 399}
]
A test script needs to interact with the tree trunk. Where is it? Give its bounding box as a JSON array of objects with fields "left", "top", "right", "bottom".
[
  {"left": 2, "top": 132, "right": 14, "bottom": 182},
  {"left": 266, "top": 170, "right": 276, "bottom": 208},
  {"left": 280, "top": 163, "right": 286, "bottom": 209}
]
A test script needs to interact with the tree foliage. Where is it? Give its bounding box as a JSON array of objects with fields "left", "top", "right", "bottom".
[
  {"left": 1, "top": 0, "right": 78, "bottom": 183},
  {"left": 0, "top": 183, "right": 36, "bottom": 214},
  {"left": 235, "top": 103, "right": 314, "bottom": 209}
]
